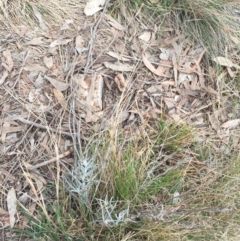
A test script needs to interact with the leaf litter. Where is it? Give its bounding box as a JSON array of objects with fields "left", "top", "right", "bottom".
[{"left": 0, "top": 0, "right": 240, "bottom": 236}]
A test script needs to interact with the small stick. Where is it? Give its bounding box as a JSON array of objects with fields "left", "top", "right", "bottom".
[
  {"left": 13, "top": 116, "right": 74, "bottom": 137},
  {"left": 27, "top": 149, "right": 73, "bottom": 170}
]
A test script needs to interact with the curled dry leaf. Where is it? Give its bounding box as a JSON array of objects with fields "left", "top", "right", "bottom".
[
  {"left": 44, "top": 75, "right": 69, "bottom": 91},
  {"left": 84, "top": 0, "right": 106, "bottom": 16},
  {"left": 115, "top": 73, "right": 127, "bottom": 92},
  {"left": 142, "top": 54, "right": 170, "bottom": 77},
  {"left": 7, "top": 187, "right": 17, "bottom": 228},
  {"left": 104, "top": 62, "right": 134, "bottom": 72},
  {"left": 2, "top": 50, "right": 13, "bottom": 72},
  {"left": 221, "top": 119, "right": 240, "bottom": 129}
]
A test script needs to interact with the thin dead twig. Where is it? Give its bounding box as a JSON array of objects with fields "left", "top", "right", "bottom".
[
  {"left": 11, "top": 116, "right": 74, "bottom": 137},
  {"left": 27, "top": 149, "right": 73, "bottom": 170}
]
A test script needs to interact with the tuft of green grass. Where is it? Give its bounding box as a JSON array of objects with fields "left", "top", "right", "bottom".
[
  {"left": 17, "top": 119, "right": 196, "bottom": 240},
  {"left": 16, "top": 116, "right": 240, "bottom": 240}
]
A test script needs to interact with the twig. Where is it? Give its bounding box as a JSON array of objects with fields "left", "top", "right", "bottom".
[
  {"left": 12, "top": 116, "right": 74, "bottom": 137},
  {"left": 27, "top": 149, "right": 73, "bottom": 170}
]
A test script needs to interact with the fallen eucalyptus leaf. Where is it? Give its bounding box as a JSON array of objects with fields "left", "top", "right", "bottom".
[
  {"left": 84, "top": 0, "right": 106, "bottom": 16},
  {"left": 7, "top": 187, "right": 17, "bottom": 228},
  {"left": 213, "top": 57, "right": 240, "bottom": 69},
  {"left": 44, "top": 75, "right": 69, "bottom": 91},
  {"left": 104, "top": 62, "right": 134, "bottom": 72},
  {"left": 221, "top": 119, "right": 240, "bottom": 129}
]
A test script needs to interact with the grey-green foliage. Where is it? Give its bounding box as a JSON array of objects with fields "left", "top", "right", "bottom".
[{"left": 64, "top": 158, "right": 100, "bottom": 207}]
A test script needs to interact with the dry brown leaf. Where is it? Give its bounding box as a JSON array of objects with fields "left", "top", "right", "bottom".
[
  {"left": 206, "top": 86, "right": 218, "bottom": 95},
  {"left": 50, "top": 38, "right": 72, "bottom": 48},
  {"left": 2, "top": 50, "right": 13, "bottom": 72},
  {"left": 105, "top": 14, "right": 125, "bottom": 31},
  {"left": 161, "top": 80, "right": 175, "bottom": 86},
  {"left": 23, "top": 64, "right": 47, "bottom": 73},
  {"left": 26, "top": 37, "right": 44, "bottom": 45},
  {"left": 0, "top": 70, "right": 8, "bottom": 85},
  {"left": 104, "top": 62, "right": 134, "bottom": 72},
  {"left": 44, "top": 75, "right": 69, "bottom": 91},
  {"left": 208, "top": 113, "right": 219, "bottom": 131},
  {"left": 43, "top": 56, "right": 53, "bottom": 69},
  {"left": 115, "top": 73, "right": 127, "bottom": 92},
  {"left": 53, "top": 88, "right": 67, "bottom": 107},
  {"left": 107, "top": 51, "right": 130, "bottom": 62},
  {"left": 213, "top": 57, "right": 240, "bottom": 70},
  {"left": 164, "top": 98, "right": 175, "bottom": 110},
  {"left": 142, "top": 54, "right": 170, "bottom": 77},
  {"left": 84, "top": 0, "right": 106, "bottom": 16},
  {"left": 7, "top": 187, "right": 17, "bottom": 228},
  {"left": 221, "top": 119, "right": 240, "bottom": 129}
]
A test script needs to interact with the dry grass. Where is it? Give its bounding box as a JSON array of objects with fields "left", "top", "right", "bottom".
[
  {"left": 0, "top": 0, "right": 84, "bottom": 29},
  {"left": 0, "top": 0, "right": 240, "bottom": 240},
  {"left": 109, "top": 0, "right": 240, "bottom": 55}
]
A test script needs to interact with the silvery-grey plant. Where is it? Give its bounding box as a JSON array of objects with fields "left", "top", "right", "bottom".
[
  {"left": 95, "top": 197, "right": 134, "bottom": 227},
  {"left": 64, "top": 157, "right": 99, "bottom": 207}
]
